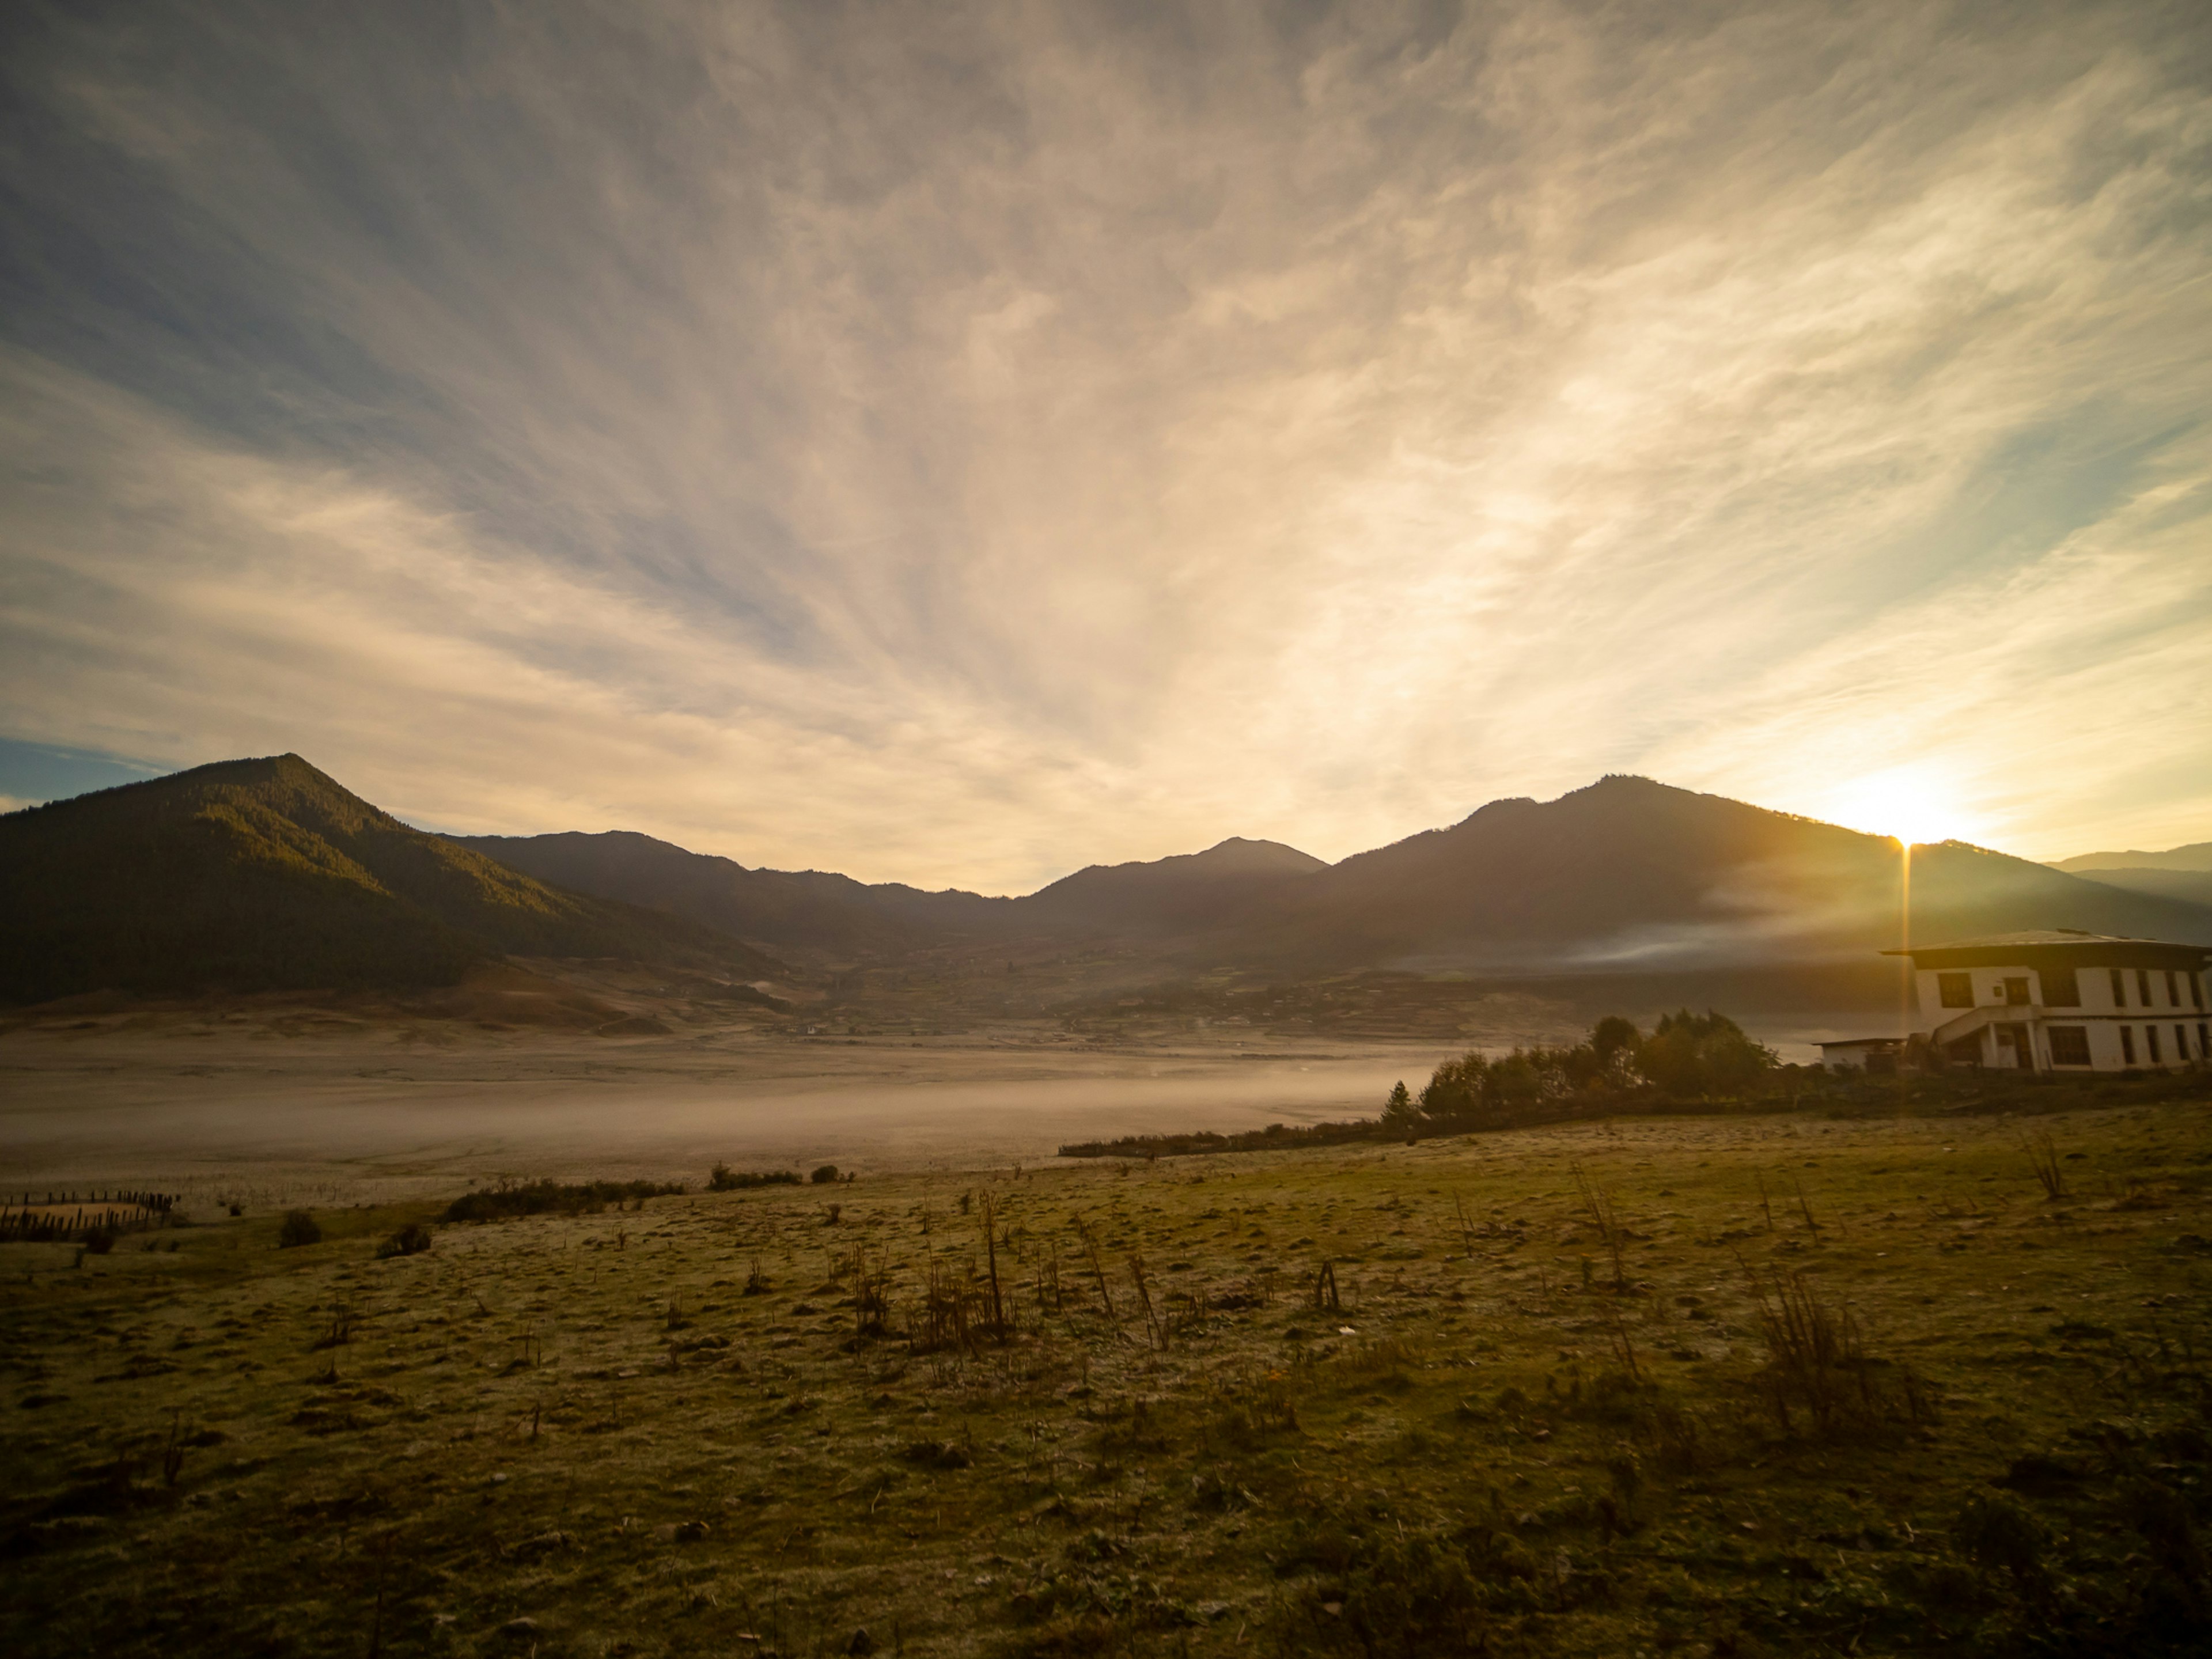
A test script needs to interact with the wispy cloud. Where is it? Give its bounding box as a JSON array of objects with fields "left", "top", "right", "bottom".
[{"left": 3, "top": 0, "right": 2208, "bottom": 888}]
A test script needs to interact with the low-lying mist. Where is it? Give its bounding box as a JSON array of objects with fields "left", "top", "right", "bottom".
[{"left": 0, "top": 1041, "right": 1430, "bottom": 1205}]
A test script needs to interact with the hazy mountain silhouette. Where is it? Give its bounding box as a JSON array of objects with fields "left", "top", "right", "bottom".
[
  {"left": 459, "top": 822, "right": 1229, "bottom": 963},
  {"left": 444, "top": 830, "right": 1020, "bottom": 958},
  {"left": 0, "top": 756, "right": 783, "bottom": 1003},
  {"left": 451, "top": 833, "right": 1331, "bottom": 956},
  {"left": 1229, "top": 776, "right": 2212, "bottom": 972},
  {"left": 2055, "top": 839, "right": 2212, "bottom": 873},
  {"left": 1024, "top": 839, "right": 1328, "bottom": 936},
  {"left": 2048, "top": 836, "right": 2212, "bottom": 916},
  {"left": 462, "top": 775, "right": 2212, "bottom": 975},
  {"left": 14, "top": 758, "right": 2207, "bottom": 1009},
  {"left": 2067, "top": 867, "right": 2212, "bottom": 909}
]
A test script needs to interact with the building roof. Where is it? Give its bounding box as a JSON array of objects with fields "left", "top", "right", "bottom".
[
  {"left": 1818, "top": 1036, "right": 1902, "bottom": 1050},
  {"left": 1881, "top": 929, "right": 2210, "bottom": 965},
  {"left": 1882, "top": 929, "right": 2140, "bottom": 954}
]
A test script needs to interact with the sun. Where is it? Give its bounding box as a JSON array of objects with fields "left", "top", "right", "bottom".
[{"left": 1824, "top": 768, "right": 1976, "bottom": 847}]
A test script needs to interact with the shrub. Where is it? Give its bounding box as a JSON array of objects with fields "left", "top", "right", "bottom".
[
  {"left": 312, "top": 1298, "right": 356, "bottom": 1348},
  {"left": 374, "top": 1222, "right": 432, "bottom": 1259},
  {"left": 441, "top": 1178, "right": 684, "bottom": 1222},
  {"left": 278, "top": 1210, "right": 322, "bottom": 1249},
  {"left": 82, "top": 1225, "right": 118, "bottom": 1256},
  {"left": 708, "top": 1162, "right": 800, "bottom": 1191},
  {"left": 1059, "top": 1119, "right": 1389, "bottom": 1160},
  {"left": 1954, "top": 1493, "right": 2046, "bottom": 1588},
  {"left": 1271, "top": 1526, "right": 1489, "bottom": 1653},
  {"left": 1645, "top": 1402, "right": 1707, "bottom": 1475},
  {"left": 902, "top": 1438, "right": 972, "bottom": 1469},
  {"left": 812, "top": 1164, "right": 840, "bottom": 1185}
]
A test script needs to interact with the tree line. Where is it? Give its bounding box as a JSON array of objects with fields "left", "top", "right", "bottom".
[
  {"left": 1062, "top": 1010, "right": 1784, "bottom": 1159},
  {"left": 1382, "top": 1009, "right": 1782, "bottom": 1136}
]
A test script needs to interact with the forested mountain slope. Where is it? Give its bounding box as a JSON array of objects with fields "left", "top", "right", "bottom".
[{"left": 0, "top": 756, "right": 782, "bottom": 1003}]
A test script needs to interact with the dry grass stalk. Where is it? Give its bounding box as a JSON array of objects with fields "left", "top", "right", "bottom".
[
  {"left": 915, "top": 1255, "right": 974, "bottom": 1355},
  {"left": 2027, "top": 1131, "right": 2069, "bottom": 1201},
  {"left": 1600, "top": 1297, "right": 1643, "bottom": 1384},
  {"left": 1128, "top": 1253, "right": 1163, "bottom": 1348},
  {"left": 1743, "top": 1266, "right": 1872, "bottom": 1434},
  {"left": 1570, "top": 1162, "right": 1628, "bottom": 1291},
  {"left": 1074, "top": 1216, "right": 1117, "bottom": 1322},
  {"left": 1793, "top": 1178, "right": 1821, "bottom": 1243},
  {"left": 852, "top": 1251, "right": 893, "bottom": 1336},
  {"left": 1313, "top": 1260, "right": 1342, "bottom": 1312},
  {"left": 979, "top": 1192, "right": 1009, "bottom": 1338}
]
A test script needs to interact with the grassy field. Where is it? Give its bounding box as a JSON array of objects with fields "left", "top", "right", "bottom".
[{"left": 3, "top": 1090, "right": 2210, "bottom": 1657}]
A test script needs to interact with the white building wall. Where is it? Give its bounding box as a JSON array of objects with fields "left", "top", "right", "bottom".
[
  {"left": 2046, "top": 1016, "right": 2197, "bottom": 1071},
  {"left": 1913, "top": 964, "right": 2041, "bottom": 1032},
  {"left": 1908, "top": 953, "right": 2208, "bottom": 1071}
]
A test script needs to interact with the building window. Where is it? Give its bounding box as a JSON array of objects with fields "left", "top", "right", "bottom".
[
  {"left": 2047, "top": 1027, "right": 2092, "bottom": 1066},
  {"left": 2167, "top": 969, "right": 2181, "bottom": 1006},
  {"left": 2179, "top": 1024, "right": 2192, "bottom": 1062},
  {"left": 2199, "top": 1021, "right": 2210, "bottom": 1057},
  {"left": 2044, "top": 968, "right": 2082, "bottom": 1007},
  {"left": 2120, "top": 1026, "right": 2137, "bottom": 1065},
  {"left": 2194, "top": 974, "right": 2206, "bottom": 1010},
  {"left": 2147, "top": 1025, "right": 2163, "bottom": 1064},
  {"left": 2138, "top": 969, "right": 2154, "bottom": 1006},
  {"left": 2111, "top": 968, "right": 2128, "bottom": 1007},
  {"left": 1937, "top": 972, "right": 1974, "bottom": 1009},
  {"left": 2004, "top": 978, "right": 2031, "bottom": 1006}
]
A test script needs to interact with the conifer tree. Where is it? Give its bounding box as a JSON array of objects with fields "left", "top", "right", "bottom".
[{"left": 1381, "top": 1080, "right": 1416, "bottom": 1128}]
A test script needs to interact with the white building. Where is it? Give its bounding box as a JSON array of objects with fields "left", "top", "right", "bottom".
[
  {"left": 1818, "top": 1036, "right": 1903, "bottom": 1073},
  {"left": 1884, "top": 930, "right": 2210, "bottom": 1073}
]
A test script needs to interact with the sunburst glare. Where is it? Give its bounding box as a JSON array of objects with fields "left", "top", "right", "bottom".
[{"left": 1822, "top": 767, "right": 1980, "bottom": 847}]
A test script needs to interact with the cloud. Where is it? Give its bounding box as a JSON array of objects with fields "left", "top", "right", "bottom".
[{"left": 2, "top": 0, "right": 2209, "bottom": 888}]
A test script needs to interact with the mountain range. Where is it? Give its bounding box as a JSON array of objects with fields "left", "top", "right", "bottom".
[
  {"left": 2056, "top": 839, "right": 2212, "bottom": 873},
  {"left": 4, "top": 755, "right": 2207, "bottom": 1009},
  {"left": 2051, "top": 839, "right": 2212, "bottom": 911},
  {"left": 464, "top": 775, "right": 2212, "bottom": 978}
]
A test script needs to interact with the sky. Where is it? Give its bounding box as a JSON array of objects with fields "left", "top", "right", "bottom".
[{"left": 3, "top": 0, "right": 2210, "bottom": 893}]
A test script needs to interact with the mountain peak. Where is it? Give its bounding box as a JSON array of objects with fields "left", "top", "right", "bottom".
[
  {"left": 0, "top": 754, "right": 780, "bottom": 1002},
  {"left": 1188, "top": 837, "right": 1329, "bottom": 876}
]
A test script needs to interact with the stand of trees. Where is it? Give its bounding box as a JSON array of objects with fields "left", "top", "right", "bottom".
[
  {"left": 1385, "top": 1009, "right": 1781, "bottom": 1135},
  {"left": 1063, "top": 1010, "right": 1787, "bottom": 1158}
]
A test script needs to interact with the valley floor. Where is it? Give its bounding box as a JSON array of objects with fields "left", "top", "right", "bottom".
[
  {"left": 0, "top": 1022, "right": 1438, "bottom": 1205},
  {"left": 3, "top": 1093, "right": 2210, "bottom": 1656}
]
